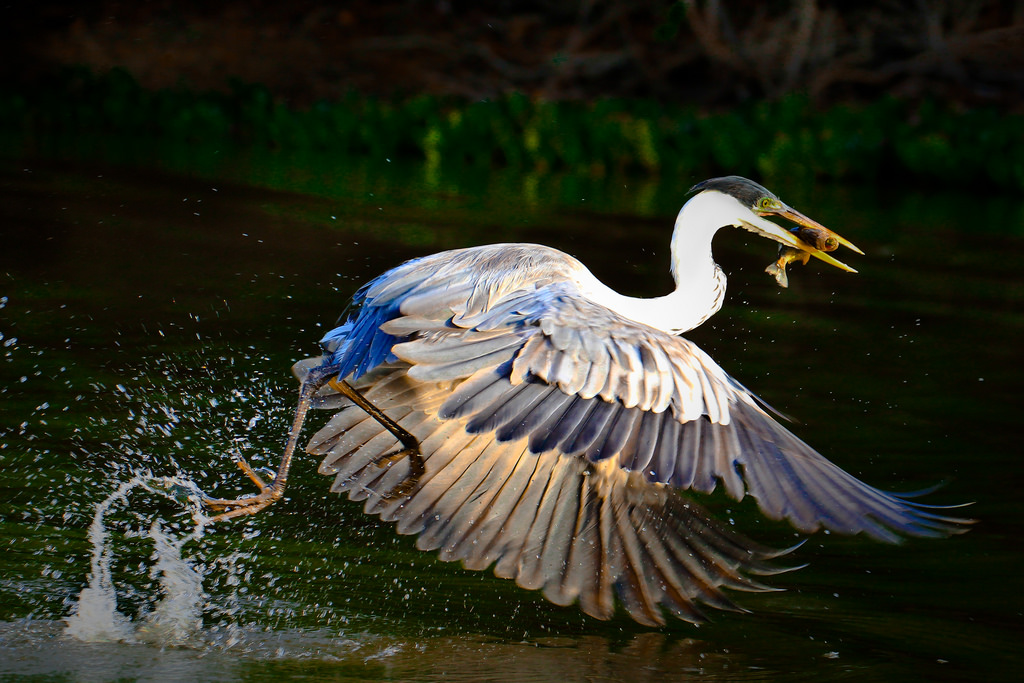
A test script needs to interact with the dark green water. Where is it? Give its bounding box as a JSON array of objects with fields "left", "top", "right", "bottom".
[{"left": 1, "top": 147, "right": 1021, "bottom": 682}]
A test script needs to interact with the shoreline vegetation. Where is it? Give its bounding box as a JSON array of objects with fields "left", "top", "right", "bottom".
[
  {"left": 6, "top": 2, "right": 1023, "bottom": 192},
  {"left": 3, "top": 68, "right": 1022, "bottom": 192}
]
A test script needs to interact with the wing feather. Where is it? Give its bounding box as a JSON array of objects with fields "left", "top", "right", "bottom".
[
  {"left": 649, "top": 417, "right": 681, "bottom": 484},
  {"left": 670, "top": 418, "right": 700, "bottom": 489},
  {"left": 419, "top": 437, "right": 510, "bottom": 553},
  {"left": 620, "top": 409, "right": 660, "bottom": 475},
  {"left": 526, "top": 394, "right": 579, "bottom": 454},
  {"left": 538, "top": 466, "right": 587, "bottom": 606},
  {"left": 549, "top": 396, "right": 600, "bottom": 454},
  {"left": 440, "top": 441, "right": 533, "bottom": 565},
  {"left": 456, "top": 445, "right": 540, "bottom": 571},
  {"left": 611, "top": 498, "right": 664, "bottom": 625},
  {"left": 398, "top": 433, "right": 490, "bottom": 539},
  {"left": 562, "top": 397, "right": 618, "bottom": 456},
  {"left": 500, "top": 387, "right": 574, "bottom": 443},
  {"left": 491, "top": 453, "right": 560, "bottom": 580},
  {"left": 557, "top": 475, "right": 601, "bottom": 607},
  {"left": 516, "top": 456, "right": 576, "bottom": 590},
  {"left": 464, "top": 380, "right": 543, "bottom": 436},
  {"left": 585, "top": 406, "right": 638, "bottom": 463},
  {"left": 578, "top": 345, "right": 611, "bottom": 400}
]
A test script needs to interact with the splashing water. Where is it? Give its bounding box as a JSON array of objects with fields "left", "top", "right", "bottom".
[
  {"left": 135, "top": 519, "right": 207, "bottom": 644},
  {"left": 64, "top": 473, "right": 212, "bottom": 645}
]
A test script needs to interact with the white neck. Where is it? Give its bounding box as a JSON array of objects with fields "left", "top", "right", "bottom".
[{"left": 580, "top": 191, "right": 741, "bottom": 334}]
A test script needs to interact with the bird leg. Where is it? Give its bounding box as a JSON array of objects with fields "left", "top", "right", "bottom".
[
  {"left": 202, "top": 364, "right": 339, "bottom": 521},
  {"left": 202, "top": 366, "right": 424, "bottom": 521},
  {"left": 325, "top": 377, "right": 424, "bottom": 500}
]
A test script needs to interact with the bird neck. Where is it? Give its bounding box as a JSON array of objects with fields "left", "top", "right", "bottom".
[
  {"left": 669, "top": 225, "right": 719, "bottom": 297},
  {"left": 660, "top": 194, "right": 731, "bottom": 331},
  {"left": 583, "top": 265, "right": 724, "bottom": 336},
  {"left": 577, "top": 192, "right": 737, "bottom": 334}
]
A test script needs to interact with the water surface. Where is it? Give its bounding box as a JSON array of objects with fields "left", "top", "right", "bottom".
[{"left": 1, "top": 150, "right": 1021, "bottom": 682}]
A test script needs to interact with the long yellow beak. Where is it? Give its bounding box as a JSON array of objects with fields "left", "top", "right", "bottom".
[{"left": 740, "top": 206, "right": 862, "bottom": 273}]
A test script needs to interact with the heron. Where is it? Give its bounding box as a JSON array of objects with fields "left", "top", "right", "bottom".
[{"left": 203, "top": 176, "right": 970, "bottom": 626}]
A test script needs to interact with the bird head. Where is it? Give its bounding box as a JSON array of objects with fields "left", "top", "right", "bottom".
[{"left": 687, "top": 176, "right": 863, "bottom": 272}]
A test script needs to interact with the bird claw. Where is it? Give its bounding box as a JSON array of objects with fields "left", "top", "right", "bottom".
[
  {"left": 201, "top": 456, "right": 284, "bottom": 521},
  {"left": 230, "top": 455, "right": 273, "bottom": 489},
  {"left": 372, "top": 446, "right": 424, "bottom": 501},
  {"left": 373, "top": 446, "right": 418, "bottom": 468}
]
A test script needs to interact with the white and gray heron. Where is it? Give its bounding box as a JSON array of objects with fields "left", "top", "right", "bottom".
[{"left": 204, "top": 176, "right": 969, "bottom": 626}]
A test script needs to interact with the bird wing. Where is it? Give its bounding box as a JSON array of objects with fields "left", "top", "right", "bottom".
[
  {"left": 387, "top": 287, "right": 963, "bottom": 542},
  {"left": 305, "top": 362, "right": 788, "bottom": 626},
  {"left": 320, "top": 253, "right": 964, "bottom": 542}
]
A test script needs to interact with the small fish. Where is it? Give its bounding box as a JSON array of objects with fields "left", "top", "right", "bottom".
[
  {"left": 765, "top": 247, "right": 811, "bottom": 288},
  {"left": 765, "top": 226, "right": 842, "bottom": 288}
]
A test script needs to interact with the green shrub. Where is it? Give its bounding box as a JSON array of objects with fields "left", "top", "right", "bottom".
[{"left": 1, "top": 68, "right": 1021, "bottom": 191}]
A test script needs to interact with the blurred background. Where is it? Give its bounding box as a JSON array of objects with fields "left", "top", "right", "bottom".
[
  {"left": 7, "top": 0, "right": 1024, "bottom": 105},
  {"left": 1, "top": 2, "right": 1022, "bottom": 682},
  {"left": 2, "top": 0, "right": 1024, "bottom": 187}
]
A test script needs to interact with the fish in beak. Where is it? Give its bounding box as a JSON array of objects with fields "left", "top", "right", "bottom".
[{"left": 739, "top": 203, "right": 863, "bottom": 287}]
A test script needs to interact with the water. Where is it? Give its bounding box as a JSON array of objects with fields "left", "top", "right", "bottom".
[
  {"left": 64, "top": 474, "right": 209, "bottom": 645},
  {"left": 1, "top": 150, "right": 1022, "bottom": 682}
]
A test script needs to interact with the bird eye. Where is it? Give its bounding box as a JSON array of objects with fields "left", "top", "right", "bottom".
[{"left": 757, "top": 197, "right": 777, "bottom": 210}]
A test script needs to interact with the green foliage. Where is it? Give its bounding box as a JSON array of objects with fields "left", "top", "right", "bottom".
[{"left": 2, "top": 67, "right": 1023, "bottom": 191}]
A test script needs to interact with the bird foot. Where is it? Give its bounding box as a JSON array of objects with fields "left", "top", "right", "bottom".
[
  {"left": 201, "top": 456, "right": 284, "bottom": 521},
  {"left": 372, "top": 446, "right": 425, "bottom": 501}
]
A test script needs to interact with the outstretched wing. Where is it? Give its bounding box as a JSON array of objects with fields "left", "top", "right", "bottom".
[
  {"left": 304, "top": 362, "right": 788, "bottom": 626},
  {"left": 334, "top": 266, "right": 966, "bottom": 542}
]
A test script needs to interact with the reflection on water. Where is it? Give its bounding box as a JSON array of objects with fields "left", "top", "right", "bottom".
[
  {"left": 4, "top": 620, "right": 777, "bottom": 683},
  {"left": 1, "top": 152, "right": 1022, "bottom": 681}
]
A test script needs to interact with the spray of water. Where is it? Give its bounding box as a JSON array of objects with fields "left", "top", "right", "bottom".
[{"left": 64, "top": 473, "right": 213, "bottom": 646}]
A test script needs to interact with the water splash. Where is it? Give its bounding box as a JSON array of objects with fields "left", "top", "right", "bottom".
[
  {"left": 64, "top": 473, "right": 212, "bottom": 646},
  {"left": 134, "top": 519, "right": 207, "bottom": 644}
]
